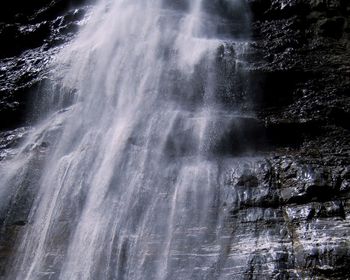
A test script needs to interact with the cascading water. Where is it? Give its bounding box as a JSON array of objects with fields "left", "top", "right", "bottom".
[{"left": 0, "top": 0, "right": 253, "bottom": 279}]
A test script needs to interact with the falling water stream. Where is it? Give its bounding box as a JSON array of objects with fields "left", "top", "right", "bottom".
[{"left": 0, "top": 0, "right": 253, "bottom": 279}]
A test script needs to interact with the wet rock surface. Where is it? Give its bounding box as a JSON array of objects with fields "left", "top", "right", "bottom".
[
  {"left": 0, "top": 0, "right": 349, "bottom": 279},
  {"left": 220, "top": 157, "right": 350, "bottom": 279},
  {"left": 224, "top": 0, "right": 350, "bottom": 277},
  {"left": 0, "top": 0, "right": 90, "bottom": 277},
  {"left": 211, "top": 0, "right": 350, "bottom": 278},
  {"left": 0, "top": 0, "right": 91, "bottom": 129}
]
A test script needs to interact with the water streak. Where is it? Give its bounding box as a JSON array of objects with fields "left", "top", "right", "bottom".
[{"left": 0, "top": 0, "right": 252, "bottom": 279}]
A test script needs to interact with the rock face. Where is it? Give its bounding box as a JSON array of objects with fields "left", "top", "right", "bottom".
[
  {"left": 0, "top": 0, "right": 90, "bottom": 277},
  {"left": 223, "top": 0, "right": 350, "bottom": 278},
  {"left": 220, "top": 156, "right": 350, "bottom": 279},
  {"left": 0, "top": 0, "right": 349, "bottom": 279},
  {"left": 0, "top": 0, "right": 90, "bottom": 129}
]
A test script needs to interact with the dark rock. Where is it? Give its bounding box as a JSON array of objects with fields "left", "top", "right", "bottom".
[
  {"left": 220, "top": 156, "right": 350, "bottom": 278},
  {"left": 0, "top": 0, "right": 91, "bottom": 130},
  {"left": 0, "top": 22, "right": 51, "bottom": 59},
  {"left": 317, "top": 16, "right": 346, "bottom": 38}
]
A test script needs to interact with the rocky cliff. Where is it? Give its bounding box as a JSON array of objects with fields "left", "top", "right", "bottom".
[
  {"left": 0, "top": 0, "right": 90, "bottom": 129},
  {"left": 0, "top": 0, "right": 91, "bottom": 276},
  {"left": 227, "top": 0, "right": 350, "bottom": 278},
  {"left": 0, "top": 0, "right": 349, "bottom": 279}
]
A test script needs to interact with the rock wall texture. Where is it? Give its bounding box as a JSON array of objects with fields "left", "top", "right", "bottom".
[
  {"left": 228, "top": 0, "right": 350, "bottom": 278},
  {"left": 0, "top": 0, "right": 349, "bottom": 279},
  {"left": 0, "top": 0, "right": 91, "bottom": 277},
  {"left": 0, "top": 0, "right": 90, "bottom": 129}
]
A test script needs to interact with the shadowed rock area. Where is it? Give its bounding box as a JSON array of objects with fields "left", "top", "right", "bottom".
[
  {"left": 230, "top": 0, "right": 350, "bottom": 278},
  {"left": 0, "top": 0, "right": 91, "bottom": 129},
  {"left": 0, "top": 0, "right": 349, "bottom": 279}
]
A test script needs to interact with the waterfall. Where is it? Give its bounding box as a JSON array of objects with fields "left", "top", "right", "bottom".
[{"left": 0, "top": 0, "right": 252, "bottom": 279}]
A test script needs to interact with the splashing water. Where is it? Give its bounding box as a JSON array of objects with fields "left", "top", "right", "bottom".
[{"left": 0, "top": 0, "right": 252, "bottom": 279}]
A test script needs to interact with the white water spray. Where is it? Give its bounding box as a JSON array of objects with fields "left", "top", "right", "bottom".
[{"left": 0, "top": 0, "right": 251, "bottom": 279}]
